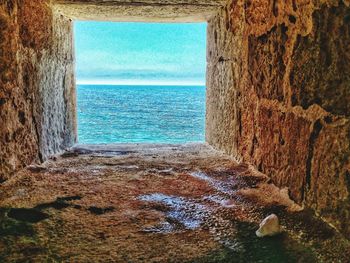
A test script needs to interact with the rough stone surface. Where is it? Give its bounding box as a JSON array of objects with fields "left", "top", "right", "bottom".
[
  {"left": 290, "top": 2, "right": 350, "bottom": 116},
  {"left": 53, "top": 0, "right": 228, "bottom": 22},
  {"left": 0, "top": 0, "right": 349, "bottom": 242},
  {"left": 0, "top": 0, "right": 76, "bottom": 181},
  {"left": 206, "top": 0, "right": 350, "bottom": 238},
  {"left": 0, "top": 144, "right": 348, "bottom": 262}
]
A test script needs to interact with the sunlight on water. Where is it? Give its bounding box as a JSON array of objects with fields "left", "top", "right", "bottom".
[{"left": 77, "top": 85, "right": 206, "bottom": 144}]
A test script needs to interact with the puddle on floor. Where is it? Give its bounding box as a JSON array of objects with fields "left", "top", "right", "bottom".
[
  {"left": 190, "top": 171, "right": 235, "bottom": 195},
  {"left": 139, "top": 193, "right": 209, "bottom": 232},
  {"left": 137, "top": 169, "right": 349, "bottom": 262},
  {"left": 137, "top": 191, "right": 322, "bottom": 262},
  {"left": 0, "top": 144, "right": 348, "bottom": 262}
]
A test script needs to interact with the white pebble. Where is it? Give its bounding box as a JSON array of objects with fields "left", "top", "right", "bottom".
[{"left": 256, "top": 214, "right": 281, "bottom": 237}]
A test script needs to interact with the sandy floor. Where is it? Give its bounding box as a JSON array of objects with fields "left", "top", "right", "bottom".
[{"left": 0, "top": 143, "right": 349, "bottom": 262}]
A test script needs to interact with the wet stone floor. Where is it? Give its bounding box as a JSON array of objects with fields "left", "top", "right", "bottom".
[{"left": 0, "top": 143, "right": 349, "bottom": 262}]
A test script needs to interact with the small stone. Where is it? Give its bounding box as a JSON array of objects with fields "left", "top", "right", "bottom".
[{"left": 256, "top": 214, "right": 281, "bottom": 237}]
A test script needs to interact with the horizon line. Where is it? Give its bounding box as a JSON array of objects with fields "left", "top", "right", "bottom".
[{"left": 76, "top": 79, "right": 206, "bottom": 86}]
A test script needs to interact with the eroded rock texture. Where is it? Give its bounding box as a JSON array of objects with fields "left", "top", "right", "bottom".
[
  {"left": 207, "top": 0, "right": 350, "bottom": 238},
  {"left": 0, "top": 0, "right": 76, "bottom": 181},
  {"left": 0, "top": 144, "right": 348, "bottom": 262},
  {"left": 0, "top": 0, "right": 349, "bottom": 242},
  {"left": 53, "top": 0, "right": 228, "bottom": 22}
]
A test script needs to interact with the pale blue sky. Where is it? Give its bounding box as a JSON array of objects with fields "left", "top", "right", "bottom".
[{"left": 74, "top": 22, "right": 207, "bottom": 85}]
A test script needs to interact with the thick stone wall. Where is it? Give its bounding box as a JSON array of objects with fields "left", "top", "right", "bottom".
[
  {"left": 207, "top": 0, "right": 350, "bottom": 238},
  {"left": 54, "top": 0, "right": 228, "bottom": 22},
  {"left": 0, "top": 0, "right": 348, "bottom": 239},
  {"left": 0, "top": 0, "right": 76, "bottom": 181}
]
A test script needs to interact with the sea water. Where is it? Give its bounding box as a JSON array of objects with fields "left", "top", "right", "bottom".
[{"left": 77, "top": 85, "right": 206, "bottom": 144}]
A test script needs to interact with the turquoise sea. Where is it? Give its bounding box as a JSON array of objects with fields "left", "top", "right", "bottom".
[{"left": 77, "top": 85, "right": 206, "bottom": 144}]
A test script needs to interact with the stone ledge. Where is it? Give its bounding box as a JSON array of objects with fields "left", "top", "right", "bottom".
[{"left": 53, "top": 0, "right": 228, "bottom": 22}]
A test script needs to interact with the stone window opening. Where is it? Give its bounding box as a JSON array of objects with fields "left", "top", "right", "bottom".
[{"left": 73, "top": 21, "right": 207, "bottom": 144}]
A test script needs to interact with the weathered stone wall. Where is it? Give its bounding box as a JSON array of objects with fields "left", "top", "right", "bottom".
[
  {"left": 53, "top": 0, "right": 228, "bottom": 22},
  {"left": 207, "top": 0, "right": 350, "bottom": 238},
  {"left": 0, "top": 0, "right": 348, "bottom": 239},
  {"left": 0, "top": 0, "right": 76, "bottom": 181}
]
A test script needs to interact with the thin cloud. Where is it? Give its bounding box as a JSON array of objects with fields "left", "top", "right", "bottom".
[{"left": 75, "top": 22, "right": 207, "bottom": 85}]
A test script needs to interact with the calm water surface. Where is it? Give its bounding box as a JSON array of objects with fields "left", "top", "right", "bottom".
[{"left": 77, "top": 85, "right": 206, "bottom": 144}]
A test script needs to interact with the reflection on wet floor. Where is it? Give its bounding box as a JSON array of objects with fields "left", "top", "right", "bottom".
[
  {"left": 139, "top": 193, "right": 209, "bottom": 232},
  {"left": 0, "top": 144, "right": 349, "bottom": 262},
  {"left": 136, "top": 170, "right": 335, "bottom": 262}
]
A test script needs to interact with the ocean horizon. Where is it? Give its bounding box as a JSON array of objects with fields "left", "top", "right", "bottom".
[{"left": 77, "top": 84, "right": 206, "bottom": 144}]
